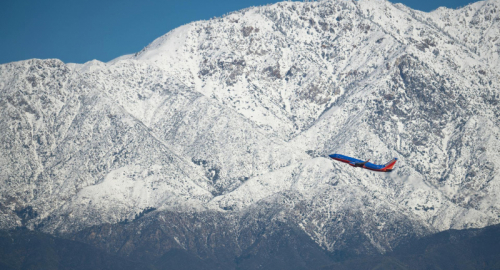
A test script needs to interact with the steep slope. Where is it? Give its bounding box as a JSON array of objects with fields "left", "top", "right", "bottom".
[
  {"left": 1, "top": 0, "right": 500, "bottom": 263},
  {"left": 0, "top": 59, "right": 215, "bottom": 232}
]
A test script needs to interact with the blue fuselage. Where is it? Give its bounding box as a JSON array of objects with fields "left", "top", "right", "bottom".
[{"left": 328, "top": 154, "right": 389, "bottom": 171}]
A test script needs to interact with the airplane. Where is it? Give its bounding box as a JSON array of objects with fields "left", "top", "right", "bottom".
[{"left": 329, "top": 154, "right": 397, "bottom": 172}]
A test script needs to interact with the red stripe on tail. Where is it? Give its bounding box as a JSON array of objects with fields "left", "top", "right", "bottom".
[{"left": 382, "top": 158, "right": 397, "bottom": 171}]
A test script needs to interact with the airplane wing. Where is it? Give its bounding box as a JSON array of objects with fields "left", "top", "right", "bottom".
[{"left": 354, "top": 159, "right": 370, "bottom": 166}]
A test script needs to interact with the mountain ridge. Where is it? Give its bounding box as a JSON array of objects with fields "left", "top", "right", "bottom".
[{"left": 1, "top": 0, "right": 500, "bottom": 262}]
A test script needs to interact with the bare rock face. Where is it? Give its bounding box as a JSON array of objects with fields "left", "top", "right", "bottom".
[{"left": 1, "top": 0, "right": 500, "bottom": 264}]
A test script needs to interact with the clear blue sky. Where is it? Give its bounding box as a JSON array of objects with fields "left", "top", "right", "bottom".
[{"left": 0, "top": 0, "right": 480, "bottom": 65}]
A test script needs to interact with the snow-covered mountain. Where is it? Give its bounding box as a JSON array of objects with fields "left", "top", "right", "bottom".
[{"left": 1, "top": 0, "right": 500, "bottom": 261}]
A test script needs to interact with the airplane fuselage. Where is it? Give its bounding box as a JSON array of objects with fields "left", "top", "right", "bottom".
[{"left": 329, "top": 154, "right": 397, "bottom": 172}]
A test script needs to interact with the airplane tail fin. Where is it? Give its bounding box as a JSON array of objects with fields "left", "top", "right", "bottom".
[{"left": 383, "top": 158, "right": 398, "bottom": 171}]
